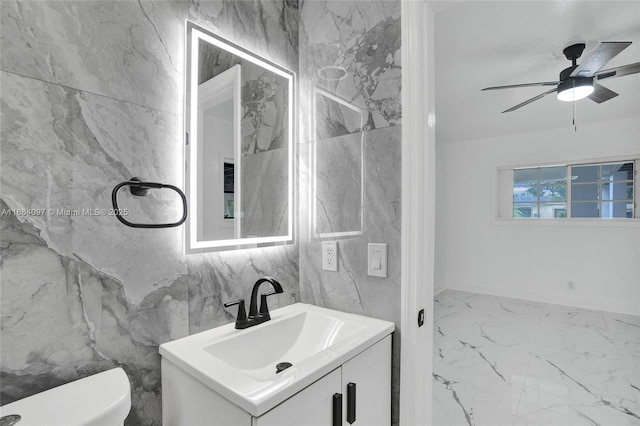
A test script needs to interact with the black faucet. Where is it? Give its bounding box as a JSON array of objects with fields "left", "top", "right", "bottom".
[{"left": 224, "top": 277, "right": 284, "bottom": 329}]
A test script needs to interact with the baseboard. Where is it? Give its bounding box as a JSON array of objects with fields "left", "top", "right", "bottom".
[
  {"left": 434, "top": 284, "right": 446, "bottom": 297},
  {"left": 445, "top": 282, "right": 639, "bottom": 316}
]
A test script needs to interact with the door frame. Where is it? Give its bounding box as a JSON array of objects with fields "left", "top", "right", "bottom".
[{"left": 400, "top": 1, "right": 435, "bottom": 424}]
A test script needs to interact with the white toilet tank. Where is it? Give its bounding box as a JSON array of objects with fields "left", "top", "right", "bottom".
[{"left": 0, "top": 367, "right": 131, "bottom": 426}]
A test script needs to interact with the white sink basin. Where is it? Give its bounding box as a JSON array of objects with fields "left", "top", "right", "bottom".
[
  {"left": 202, "top": 308, "right": 366, "bottom": 380},
  {"left": 159, "top": 303, "right": 394, "bottom": 416}
]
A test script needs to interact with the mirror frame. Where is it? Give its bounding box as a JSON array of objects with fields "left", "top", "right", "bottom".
[
  {"left": 311, "top": 87, "right": 365, "bottom": 239},
  {"left": 184, "top": 20, "right": 295, "bottom": 253}
]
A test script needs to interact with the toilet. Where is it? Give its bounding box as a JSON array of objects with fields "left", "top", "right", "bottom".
[{"left": 0, "top": 368, "right": 131, "bottom": 426}]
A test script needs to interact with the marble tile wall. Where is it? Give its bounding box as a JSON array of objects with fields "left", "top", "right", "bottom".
[
  {"left": 297, "top": 1, "right": 402, "bottom": 424},
  {"left": 299, "top": 0, "right": 401, "bottom": 141},
  {"left": 241, "top": 149, "right": 289, "bottom": 238},
  {"left": 189, "top": 0, "right": 298, "bottom": 75},
  {"left": 1, "top": 1, "right": 298, "bottom": 425},
  {"left": 313, "top": 131, "right": 363, "bottom": 236},
  {"left": 2, "top": 1, "right": 403, "bottom": 424}
]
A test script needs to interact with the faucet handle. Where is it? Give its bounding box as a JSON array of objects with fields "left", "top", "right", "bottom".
[
  {"left": 223, "top": 299, "right": 248, "bottom": 328},
  {"left": 223, "top": 298, "right": 244, "bottom": 308},
  {"left": 259, "top": 292, "right": 279, "bottom": 318}
]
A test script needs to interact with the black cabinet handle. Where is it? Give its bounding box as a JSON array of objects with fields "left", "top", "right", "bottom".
[
  {"left": 347, "top": 382, "right": 356, "bottom": 424},
  {"left": 333, "top": 393, "right": 342, "bottom": 426}
]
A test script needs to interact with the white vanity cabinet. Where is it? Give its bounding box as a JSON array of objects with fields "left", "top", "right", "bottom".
[
  {"left": 160, "top": 303, "right": 395, "bottom": 426},
  {"left": 255, "top": 335, "right": 391, "bottom": 426},
  {"left": 340, "top": 334, "right": 391, "bottom": 426},
  {"left": 162, "top": 335, "right": 391, "bottom": 426},
  {"left": 253, "top": 368, "right": 341, "bottom": 426}
]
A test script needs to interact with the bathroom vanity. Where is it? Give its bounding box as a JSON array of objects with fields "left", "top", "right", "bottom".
[{"left": 159, "top": 303, "right": 393, "bottom": 425}]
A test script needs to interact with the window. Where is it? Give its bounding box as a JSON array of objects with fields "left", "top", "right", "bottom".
[
  {"left": 570, "top": 162, "right": 634, "bottom": 218},
  {"left": 513, "top": 166, "right": 566, "bottom": 219},
  {"left": 507, "top": 160, "right": 637, "bottom": 219}
]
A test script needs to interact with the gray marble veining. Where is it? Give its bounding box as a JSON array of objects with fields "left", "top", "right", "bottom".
[
  {"left": 1, "top": 70, "right": 184, "bottom": 304},
  {"left": 314, "top": 88, "right": 365, "bottom": 141},
  {"left": 299, "top": 126, "right": 400, "bottom": 316},
  {"left": 188, "top": 245, "right": 299, "bottom": 334},
  {"left": 0, "top": 198, "right": 188, "bottom": 425},
  {"left": 1, "top": 2, "right": 299, "bottom": 425},
  {"left": 433, "top": 290, "right": 640, "bottom": 426},
  {"left": 297, "top": 2, "right": 402, "bottom": 424},
  {"left": 241, "top": 148, "right": 289, "bottom": 238},
  {"left": 1, "top": 1, "right": 404, "bottom": 425},
  {"left": 313, "top": 131, "right": 363, "bottom": 237},
  {"left": 189, "top": 0, "right": 298, "bottom": 72},
  {"left": 239, "top": 63, "right": 289, "bottom": 155},
  {"left": 299, "top": 0, "right": 401, "bottom": 143},
  {"left": 1, "top": 0, "right": 186, "bottom": 113}
]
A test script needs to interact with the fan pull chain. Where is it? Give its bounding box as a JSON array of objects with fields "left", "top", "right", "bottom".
[{"left": 572, "top": 79, "right": 578, "bottom": 132}]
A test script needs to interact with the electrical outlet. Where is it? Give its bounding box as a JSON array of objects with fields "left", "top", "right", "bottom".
[
  {"left": 322, "top": 241, "right": 338, "bottom": 272},
  {"left": 567, "top": 281, "right": 576, "bottom": 290}
]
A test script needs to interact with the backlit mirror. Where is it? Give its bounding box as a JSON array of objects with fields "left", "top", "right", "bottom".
[
  {"left": 185, "top": 21, "right": 294, "bottom": 252},
  {"left": 312, "top": 88, "right": 364, "bottom": 239}
]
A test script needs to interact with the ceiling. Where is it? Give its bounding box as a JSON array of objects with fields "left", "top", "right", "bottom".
[{"left": 434, "top": 1, "right": 640, "bottom": 143}]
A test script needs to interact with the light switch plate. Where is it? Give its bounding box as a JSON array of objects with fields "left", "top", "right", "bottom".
[
  {"left": 368, "top": 243, "right": 387, "bottom": 277},
  {"left": 322, "top": 241, "right": 338, "bottom": 271}
]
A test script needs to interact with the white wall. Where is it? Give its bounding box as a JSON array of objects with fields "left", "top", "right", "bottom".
[{"left": 437, "top": 117, "right": 640, "bottom": 315}]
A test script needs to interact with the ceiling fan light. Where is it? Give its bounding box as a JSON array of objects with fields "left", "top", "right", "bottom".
[{"left": 557, "top": 78, "right": 594, "bottom": 102}]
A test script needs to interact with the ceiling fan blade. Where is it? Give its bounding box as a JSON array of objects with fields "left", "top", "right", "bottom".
[
  {"left": 482, "top": 82, "right": 559, "bottom": 91},
  {"left": 596, "top": 62, "right": 640, "bottom": 80},
  {"left": 570, "top": 42, "right": 632, "bottom": 77},
  {"left": 588, "top": 83, "right": 619, "bottom": 103},
  {"left": 502, "top": 87, "right": 557, "bottom": 113}
]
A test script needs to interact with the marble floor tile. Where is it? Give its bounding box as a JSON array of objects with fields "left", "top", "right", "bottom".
[
  {"left": 515, "top": 387, "right": 640, "bottom": 426},
  {"left": 433, "top": 366, "right": 522, "bottom": 426},
  {"left": 433, "top": 290, "right": 640, "bottom": 426},
  {"left": 524, "top": 353, "right": 640, "bottom": 411},
  {"left": 606, "top": 313, "right": 640, "bottom": 345}
]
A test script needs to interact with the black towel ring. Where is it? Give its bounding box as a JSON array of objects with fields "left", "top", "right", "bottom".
[{"left": 111, "top": 178, "right": 187, "bottom": 229}]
